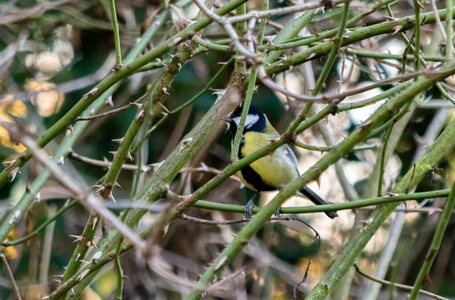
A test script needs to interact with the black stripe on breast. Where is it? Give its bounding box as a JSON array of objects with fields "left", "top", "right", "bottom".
[{"left": 238, "top": 139, "right": 276, "bottom": 192}]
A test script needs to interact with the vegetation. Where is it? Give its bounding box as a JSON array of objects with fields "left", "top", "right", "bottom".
[{"left": 0, "top": 0, "right": 455, "bottom": 299}]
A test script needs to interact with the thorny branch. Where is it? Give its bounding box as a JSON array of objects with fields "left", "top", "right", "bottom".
[
  {"left": 1, "top": 122, "right": 147, "bottom": 253},
  {"left": 2, "top": 0, "right": 455, "bottom": 299}
]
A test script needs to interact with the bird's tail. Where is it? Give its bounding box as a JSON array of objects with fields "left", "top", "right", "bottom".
[{"left": 301, "top": 186, "right": 338, "bottom": 219}]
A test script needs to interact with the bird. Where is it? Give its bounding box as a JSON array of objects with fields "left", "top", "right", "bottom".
[{"left": 228, "top": 105, "right": 338, "bottom": 219}]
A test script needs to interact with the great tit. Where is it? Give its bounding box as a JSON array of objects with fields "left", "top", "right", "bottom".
[{"left": 229, "top": 105, "right": 338, "bottom": 219}]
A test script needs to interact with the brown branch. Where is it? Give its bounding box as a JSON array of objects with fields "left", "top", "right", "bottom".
[
  {"left": 76, "top": 95, "right": 145, "bottom": 121},
  {"left": 353, "top": 263, "right": 448, "bottom": 300},
  {"left": 0, "top": 253, "right": 22, "bottom": 300}
]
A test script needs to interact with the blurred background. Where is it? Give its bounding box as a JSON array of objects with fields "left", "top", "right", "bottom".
[{"left": 0, "top": 0, "right": 455, "bottom": 299}]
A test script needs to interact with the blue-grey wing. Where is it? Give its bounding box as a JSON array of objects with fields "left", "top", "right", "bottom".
[{"left": 285, "top": 145, "right": 300, "bottom": 175}]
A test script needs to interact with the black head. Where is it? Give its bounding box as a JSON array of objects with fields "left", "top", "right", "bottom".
[{"left": 229, "top": 105, "right": 267, "bottom": 136}]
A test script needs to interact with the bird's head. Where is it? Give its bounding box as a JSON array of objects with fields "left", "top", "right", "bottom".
[{"left": 228, "top": 105, "right": 267, "bottom": 136}]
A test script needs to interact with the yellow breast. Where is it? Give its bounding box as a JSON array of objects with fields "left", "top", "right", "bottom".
[{"left": 238, "top": 131, "right": 299, "bottom": 190}]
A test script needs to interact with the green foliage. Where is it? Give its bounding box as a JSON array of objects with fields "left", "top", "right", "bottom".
[{"left": 0, "top": 0, "right": 455, "bottom": 299}]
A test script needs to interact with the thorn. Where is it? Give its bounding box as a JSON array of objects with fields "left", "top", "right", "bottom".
[
  {"left": 163, "top": 223, "right": 169, "bottom": 235},
  {"left": 108, "top": 192, "right": 116, "bottom": 203},
  {"left": 94, "top": 184, "right": 106, "bottom": 194},
  {"left": 179, "top": 137, "right": 193, "bottom": 151},
  {"left": 9, "top": 210, "right": 21, "bottom": 224},
  {"left": 66, "top": 125, "right": 73, "bottom": 135},
  {"left": 106, "top": 96, "right": 114, "bottom": 107},
  {"left": 9, "top": 167, "right": 20, "bottom": 182},
  {"left": 69, "top": 234, "right": 83, "bottom": 243},
  {"left": 135, "top": 109, "right": 145, "bottom": 123},
  {"left": 384, "top": 16, "right": 398, "bottom": 23},
  {"left": 383, "top": 192, "right": 399, "bottom": 198},
  {"left": 357, "top": 119, "right": 373, "bottom": 131},
  {"left": 391, "top": 25, "right": 404, "bottom": 35},
  {"left": 359, "top": 218, "right": 373, "bottom": 232},
  {"left": 200, "top": 162, "right": 209, "bottom": 171},
  {"left": 2, "top": 160, "right": 16, "bottom": 168},
  {"left": 93, "top": 217, "right": 98, "bottom": 230},
  {"left": 112, "top": 137, "right": 124, "bottom": 145},
  {"left": 83, "top": 87, "right": 99, "bottom": 99},
  {"left": 87, "top": 240, "right": 98, "bottom": 248}
]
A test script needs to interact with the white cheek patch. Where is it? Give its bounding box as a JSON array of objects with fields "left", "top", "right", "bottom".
[
  {"left": 232, "top": 114, "right": 260, "bottom": 129},
  {"left": 232, "top": 116, "right": 241, "bottom": 126},
  {"left": 245, "top": 114, "right": 260, "bottom": 129}
]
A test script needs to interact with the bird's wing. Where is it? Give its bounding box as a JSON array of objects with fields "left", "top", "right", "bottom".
[{"left": 285, "top": 145, "right": 300, "bottom": 175}]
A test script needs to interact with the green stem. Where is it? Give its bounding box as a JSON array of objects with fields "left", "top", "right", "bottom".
[
  {"left": 0, "top": 0, "right": 249, "bottom": 188},
  {"left": 354, "top": 263, "right": 447, "bottom": 300},
  {"left": 265, "top": 8, "right": 316, "bottom": 64},
  {"left": 187, "top": 61, "right": 455, "bottom": 300},
  {"left": 408, "top": 180, "right": 455, "bottom": 299},
  {"left": 385, "top": 3, "right": 455, "bottom": 105},
  {"left": 294, "top": 140, "right": 376, "bottom": 152},
  {"left": 57, "top": 9, "right": 169, "bottom": 290},
  {"left": 388, "top": 234, "right": 416, "bottom": 300},
  {"left": 446, "top": 0, "right": 453, "bottom": 61},
  {"left": 234, "top": 3, "right": 247, "bottom": 75},
  {"left": 338, "top": 83, "right": 410, "bottom": 112},
  {"left": 192, "top": 36, "right": 233, "bottom": 51},
  {"left": 301, "top": 1, "right": 350, "bottom": 117},
  {"left": 47, "top": 86, "right": 243, "bottom": 299},
  {"left": 61, "top": 214, "right": 100, "bottom": 284},
  {"left": 103, "top": 12, "right": 195, "bottom": 200},
  {"left": 100, "top": 107, "right": 144, "bottom": 199},
  {"left": 145, "top": 58, "right": 234, "bottom": 139},
  {"left": 413, "top": 0, "right": 421, "bottom": 71},
  {"left": 367, "top": 101, "right": 412, "bottom": 139},
  {"left": 2, "top": 200, "right": 77, "bottom": 246},
  {"left": 266, "top": 7, "right": 455, "bottom": 75},
  {"left": 345, "top": 49, "right": 445, "bottom": 62},
  {"left": 313, "top": 2, "right": 350, "bottom": 95},
  {"left": 191, "top": 188, "right": 452, "bottom": 214},
  {"left": 0, "top": 83, "right": 115, "bottom": 257},
  {"left": 115, "top": 238, "right": 124, "bottom": 300},
  {"left": 378, "top": 126, "right": 393, "bottom": 197},
  {"left": 258, "top": 0, "right": 269, "bottom": 45},
  {"left": 258, "top": 0, "right": 397, "bottom": 53},
  {"left": 187, "top": 104, "right": 335, "bottom": 210},
  {"left": 109, "top": 0, "right": 122, "bottom": 66},
  {"left": 231, "top": 67, "right": 257, "bottom": 161},
  {"left": 43, "top": 184, "right": 453, "bottom": 300},
  {"left": 306, "top": 75, "right": 455, "bottom": 298}
]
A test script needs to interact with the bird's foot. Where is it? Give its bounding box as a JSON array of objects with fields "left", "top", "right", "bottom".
[
  {"left": 274, "top": 206, "right": 282, "bottom": 217},
  {"left": 245, "top": 198, "right": 256, "bottom": 216}
]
